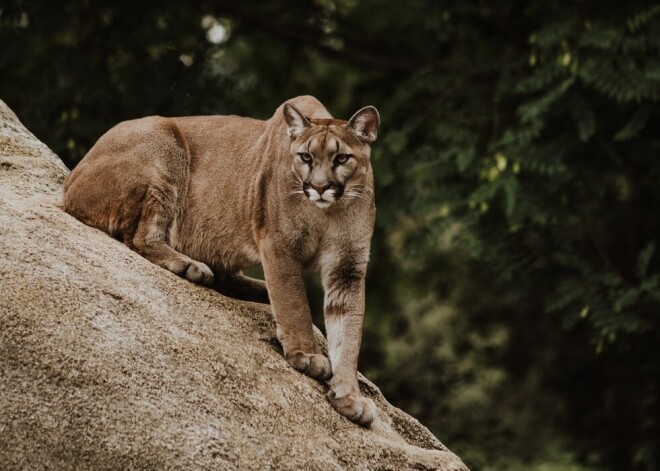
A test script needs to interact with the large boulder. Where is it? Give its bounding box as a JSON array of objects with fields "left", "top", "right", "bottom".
[{"left": 0, "top": 100, "right": 468, "bottom": 470}]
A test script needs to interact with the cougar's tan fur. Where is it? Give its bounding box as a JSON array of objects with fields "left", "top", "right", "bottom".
[{"left": 62, "top": 95, "right": 380, "bottom": 426}]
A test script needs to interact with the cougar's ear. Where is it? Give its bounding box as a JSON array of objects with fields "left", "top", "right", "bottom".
[
  {"left": 347, "top": 106, "right": 380, "bottom": 144},
  {"left": 283, "top": 103, "right": 311, "bottom": 139}
]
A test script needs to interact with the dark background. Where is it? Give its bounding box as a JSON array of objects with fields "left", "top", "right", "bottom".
[{"left": 2, "top": 1, "right": 659, "bottom": 469}]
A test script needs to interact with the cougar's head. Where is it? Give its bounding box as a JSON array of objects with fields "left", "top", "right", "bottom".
[{"left": 284, "top": 102, "right": 379, "bottom": 209}]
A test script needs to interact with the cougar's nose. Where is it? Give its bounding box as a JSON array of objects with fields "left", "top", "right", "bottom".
[{"left": 311, "top": 183, "right": 331, "bottom": 194}]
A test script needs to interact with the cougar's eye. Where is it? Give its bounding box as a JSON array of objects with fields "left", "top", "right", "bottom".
[
  {"left": 335, "top": 153, "right": 352, "bottom": 164},
  {"left": 298, "top": 152, "right": 313, "bottom": 163}
]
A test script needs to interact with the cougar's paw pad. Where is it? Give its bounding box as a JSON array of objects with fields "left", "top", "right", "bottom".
[
  {"left": 327, "top": 391, "right": 377, "bottom": 427},
  {"left": 184, "top": 261, "right": 214, "bottom": 286},
  {"left": 286, "top": 351, "right": 332, "bottom": 381}
]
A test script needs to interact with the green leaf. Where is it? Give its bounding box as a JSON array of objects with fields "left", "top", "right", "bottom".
[
  {"left": 502, "top": 174, "right": 519, "bottom": 220},
  {"left": 614, "top": 288, "right": 640, "bottom": 312},
  {"left": 456, "top": 148, "right": 476, "bottom": 172},
  {"left": 614, "top": 107, "right": 651, "bottom": 141},
  {"left": 637, "top": 241, "right": 656, "bottom": 278}
]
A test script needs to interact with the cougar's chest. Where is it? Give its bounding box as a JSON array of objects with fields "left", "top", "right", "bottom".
[
  {"left": 287, "top": 224, "right": 325, "bottom": 269},
  {"left": 290, "top": 217, "right": 347, "bottom": 273}
]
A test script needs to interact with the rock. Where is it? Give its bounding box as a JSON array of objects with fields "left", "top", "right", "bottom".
[{"left": 0, "top": 100, "right": 468, "bottom": 471}]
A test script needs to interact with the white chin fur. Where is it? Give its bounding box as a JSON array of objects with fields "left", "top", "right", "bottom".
[{"left": 314, "top": 200, "right": 333, "bottom": 209}]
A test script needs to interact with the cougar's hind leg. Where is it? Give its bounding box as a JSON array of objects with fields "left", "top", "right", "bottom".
[
  {"left": 132, "top": 185, "right": 214, "bottom": 286},
  {"left": 213, "top": 272, "right": 270, "bottom": 304}
]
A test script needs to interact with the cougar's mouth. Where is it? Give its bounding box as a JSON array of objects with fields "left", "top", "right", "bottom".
[{"left": 303, "top": 183, "right": 344, "bottom": 209}]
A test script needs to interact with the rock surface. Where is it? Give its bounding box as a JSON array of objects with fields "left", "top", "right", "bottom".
[{"left": 0, "top": 100, "right": 468, "bottom": 471}]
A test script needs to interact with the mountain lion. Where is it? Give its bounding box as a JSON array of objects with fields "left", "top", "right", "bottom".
[{"left": 62, "top": 95, "right": 380, "bottom": 426}]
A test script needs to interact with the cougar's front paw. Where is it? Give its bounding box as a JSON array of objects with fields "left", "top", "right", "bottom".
[
  {"left": 162, "top": 258, "right": 214, "bottom": 286},
  {"left": 184, "top": 260, "right": 214, "bottom": 286},
  {"left": 327, "top": 388, "right": 377, "bottom": 427},
  {"left": 286, "top": 351, "right": 332, "bottom": 381}
]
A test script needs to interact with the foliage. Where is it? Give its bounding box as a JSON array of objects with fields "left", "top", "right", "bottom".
[{"left": 2, "top": 1, "right": 660, "bottom": 469}]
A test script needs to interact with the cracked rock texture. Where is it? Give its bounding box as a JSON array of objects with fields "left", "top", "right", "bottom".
[{"left": 0, "top": 100, "right": 468, "bottom": 471}]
